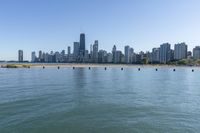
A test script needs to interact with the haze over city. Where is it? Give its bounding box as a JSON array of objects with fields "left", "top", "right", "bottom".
[{"left": 1, "top": 0, "right": 200, "bottom": 60}]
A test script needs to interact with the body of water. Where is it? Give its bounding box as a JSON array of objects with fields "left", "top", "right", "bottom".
[{"left": 0, "top": 67, "right": 200, "bottom": 133}]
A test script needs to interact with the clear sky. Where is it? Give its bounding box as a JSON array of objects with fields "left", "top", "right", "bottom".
[{"left": 0, "top": 0, "right": 200, "bottom": 61}]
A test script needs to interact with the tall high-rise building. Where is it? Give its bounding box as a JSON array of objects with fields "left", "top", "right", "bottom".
[
  {"left": 84, "top": 50, "right": 89, "bottom": 62},
  {"left": 18, "top": 50, "right": 23, "bottom": 62},
  {"left": 115, "top": 51, "right": 122, "bottom": 63},
  {"left": 107, "top": 53, "right": 113, "bottom": 63},
  {"left": 61, "top": 50, "right": 65, "bottom": 56},
  {"left": 90, "top": 44, "right": 93, "bottom": 55},
  {"left": 31, "top": 51, "right": 36, "bottom": 62},
  {"left": 129, "top": 48, "right": 134, "bottom": 63},
  {"left": 159, "top": 43, "right": 171, "bottom": 64},
  {"left": 193, "top": 46, "right": 200, "bottom": 60},
  {"left": 112, "top": 45, "right": 117, "bottom": 63},
  {"left": 124, "top": 45, "right": 130, "bottom": 64},
  {"left": 61, "top": 50, "right": 65, "bottom": 62},
  {"left": 174, "top": 43, "right": 187, "bottom": 60},
  {"left": 54, "top": 52, "right": 60, "bottom": 63},
  {"left": 79, "top": 33, "right": 85, "bottom": 62},
  {"left": 152, "top": 48, "right": 160, "bottom": 63},
  {"left": 80, "top": 33, "right": 85, "bottom": 54},
  {"left": 68, "top": 46, "right": 71, "bottom": 55},
  {"left": 48, "top": 53, "right": 53, "bottom": 63},
  {"left": 146, "top": 51, "right": 151, "bottom": 63},
  {"left": 39, "top": 50, "right": 43, "bottom": 62},
  {"left": 44, "top": 53, "right": 49, "bottom": 63},
  {"left": 93, "top": 40, "right": 98, "bottom": 63},
  {"left": 98, "top": 50, "right": 107, "bottom": 63},
  {"left": 73, "top": 42, "right": 80, "bottom": 61}
]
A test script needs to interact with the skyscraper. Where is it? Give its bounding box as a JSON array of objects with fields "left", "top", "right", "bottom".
[
  {"left": 107, "top": 53, "right": 113, "bottom": 63},
  {"left": 54, "top": 52, "right": 60, "bottom": 63},
  {"left": 39, "top": 50, "right": 43, "bottom": 62},
  {"left": 115, "top": 51, "right": 122, "bottom": 63},
  {"left": 44, "top": 53, "right": 49, "bottom": 63},
  {"left": 68, "top": 46, "right": 71, "bottom": 55},
  {"left": 80, "top": 33, "right": 85, "bottom": 54},
  {"left": 61, "top": 50, "right": 65, "bottom": 62},
  {"left": 18, "top": 50, "right": 23, "bottom": 62},
  {"left": 124, "top": 45, "right": 130, "bottom": 64},
  {"left": 112, "top": 45, "right": 117, "bottom": 63},
  {"left": 93, "top": 40, "right": 98, "bottom": 63},
  {"left": 84, "top": 50, "right": 89, "bottom": 62},
  {"left": 90, "top": 44, "right": 93, "bottom": 55},
  {"left": 159, "top": 43, "right": 171, "bottom": 64},
  {"left": 193, "top": 46, "right": 200, "bottom": 60},
  {"left": 174, "top": 43, "right": 187, "bottom": 60},
  {"left": 79, "top": 33, "right": 85, "bottom": 62},
  {"left": 31, "top": 51, "right": 36, "bottom": 62},
  {"left": 73, "top": 42, "right": 80, "bottom": 61},
  {"left": 61, "top": 50, "right": 65, "bottom": 56},
  {"left": 98, "top": 50, "right": 107, "bottom": 63},
  {"left": 152, "top": 48, "right": 160, "bottom": 63}
]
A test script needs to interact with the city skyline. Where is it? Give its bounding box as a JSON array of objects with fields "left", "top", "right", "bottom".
[
  {"left": 1, "top": 33, "right": 200, "bottom": 63},
  {"left": 13, "top": 33, "right": 199, "bottom": 65},
  {"left": 1, "top": 33, "right": 200, "bottom": 62},
  {"left": 1, "top": 0, "right": 200, "bottom": 60}
]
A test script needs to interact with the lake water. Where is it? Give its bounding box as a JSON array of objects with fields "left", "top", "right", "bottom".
[{"left": 0, "top": 67, "right": 200, "bottom": 133}]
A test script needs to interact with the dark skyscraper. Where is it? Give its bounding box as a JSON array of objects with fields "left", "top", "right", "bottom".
[
  {"left": 68, "top": 46, "right": 71, "bottom": 55},
  {"left": 79, "top": 33, "right": 85, "bottom": 62},
  {"left": 112, "top": 45, "right": 117, "bottom": 63},
  {"left": 80, "top": 33, "right": 85, "bottom": 54},
  {"left": 18, "top": 50, "right": 23, "bottom": 62}
]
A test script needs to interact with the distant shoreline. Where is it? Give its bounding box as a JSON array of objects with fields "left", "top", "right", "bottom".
[{"left": 1, "top": 63, "right": 199, "bottom": 68}]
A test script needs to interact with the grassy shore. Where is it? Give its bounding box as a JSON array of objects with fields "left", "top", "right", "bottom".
[{"left": 1, "top": 64, "right": 31, "bottom": 68}]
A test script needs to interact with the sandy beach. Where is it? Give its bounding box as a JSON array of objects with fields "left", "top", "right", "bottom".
[
  {"left": 1, "top": 63, "right": 199, "bottom": 68},
  {"left": 27, "top": 63, "right": 168, "bottom": 68},
  {"left": 16, "top": 63, "right": 198, "bottom": 68}
]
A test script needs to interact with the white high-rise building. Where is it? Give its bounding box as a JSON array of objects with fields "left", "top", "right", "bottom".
[
  {"left": 159, "top": 43, "right": 171, "bottom": 64},
  {"left": 174, "top": 43, "right": 187, "bottom": 60},
  {"left": 193, "top": 46, "right": 200, "bottom": 60},
  {"left": 124, "top": 45, "right": 130, "bottom": 64},
  {"left": 124, "top": 45, "right": 134, "bottom": 64},
  {"left": 115, "top": 51, "right": 122, "bottom": 63}
]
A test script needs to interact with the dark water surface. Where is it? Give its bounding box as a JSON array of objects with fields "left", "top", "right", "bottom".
[{"left": 0, "top": 67, "right": 200, "bottom": 133}]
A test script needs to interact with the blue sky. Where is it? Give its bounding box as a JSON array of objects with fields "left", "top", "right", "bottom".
[{"left": 0, "top": 0, "right": 200, "bottom": 60}]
